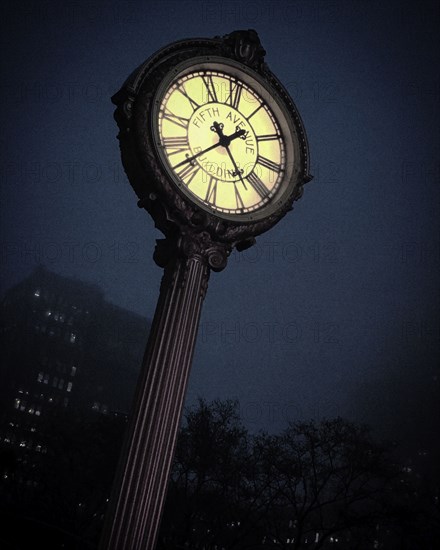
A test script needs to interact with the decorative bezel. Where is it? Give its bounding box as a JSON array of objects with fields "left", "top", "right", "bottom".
[{"left": 150, "top": 56, "right": 300, "bottom": 223}]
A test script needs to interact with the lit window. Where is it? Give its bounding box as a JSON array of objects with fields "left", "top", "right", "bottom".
[
  {"left": 66, "top": 382, "right": 73, "bottom": 392},
  {"left": 30, "top": 427, "right": 36, "bottom": 432},
  {"left": 59, "top": 314, "right": 65, "bottom": 323},
  {"left": 54, "top": 312, "right": 59, "bottom": 321},
  {"left": 20, "top": 441, "right": 26, "bottom": 448},
  {"left": 43, "top": 374, "right": 49, "bottom": 384},
  {"left": 28, "top": 407, "right": 34, "bottom": 415},
  {"left": 45, "top": 310, "right": 52, "bottom": 317},
  {"left": 36, "top": 445, "right": 42, "bottom": 452},
  {"left": 14, "top": 399, "right": 21, "bottom": 409},
  {"left": 92, "top": 402, "right": 100, "bottom": 411},
  {"left": 70, "top": 333, "right": 76, "bottom": 343},
  {"left": 35, "top": 407, "right": 41, "bottom": 416},
  {"left": 48, "top": 397, "right": 53, "bottom": 403},
  {"left": 19, "top": 401, "right": 26, "bottom": 412},
  {"left": 37, "top": 372, "right": 43, "bottom": 383},
  {"left": 71, "top": 366, "right": 77, "bottom": 377},
  {"left": 34, "top": 289, "right": 40, "bottom": 297}
]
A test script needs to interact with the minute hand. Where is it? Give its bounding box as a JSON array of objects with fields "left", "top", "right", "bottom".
[
  {"left": 223, "top": 128, "right": 246, "bottom": 146},
  {"left": 172, "top": 127, "right": 246, "bottom": 169},
  {"left": 173, "top": 140, "right": 222, "bottom": 170}
]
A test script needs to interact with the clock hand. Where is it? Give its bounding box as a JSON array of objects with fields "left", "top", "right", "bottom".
[
  {"left": 211, "top": 121, "right": 227, "bottom": 145},
  {"left": 210, "top": 121, "right": 224, "bottom": 134},
  {"left": 173, "top": 123, "right": 247, "bottom": 170},
  {"left": 225, "top": 127, "right": 247, "bottom": 143},
  {"left": 211, "top": 121, "right": 246, "bottom": 146},
  {"left": 173, "top": 140, "right": 222, "bottom": 169},
  {"left": 225, "top": 146, "right": 248, "bottom": 190},
  {"left": 210, "top": 122, "right": 247, "bottom": 189}
]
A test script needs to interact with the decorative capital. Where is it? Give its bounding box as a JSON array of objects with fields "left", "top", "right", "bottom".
[{"left": 154, "top": 230, "right": 231, "bottom": 273}]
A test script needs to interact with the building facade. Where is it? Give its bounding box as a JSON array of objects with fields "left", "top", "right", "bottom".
[{"left": 0, "top": 266, "right": 149, "bottom": 491}]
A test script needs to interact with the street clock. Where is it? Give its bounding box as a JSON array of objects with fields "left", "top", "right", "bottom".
[
  {"left": 112, "top": 30, "right": 312, "bottom": 258},
  {"left": 102, "top": 31, "right": 312, "bottom": 550}
]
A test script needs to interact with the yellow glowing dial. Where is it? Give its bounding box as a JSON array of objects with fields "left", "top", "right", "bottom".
[{"left": 153, "top": 60, "right": 295, "bottom": 220}]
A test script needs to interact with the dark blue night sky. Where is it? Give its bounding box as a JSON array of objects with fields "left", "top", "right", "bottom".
[{"left": 1, "top": 1, "right": 438, "bottom": 437}]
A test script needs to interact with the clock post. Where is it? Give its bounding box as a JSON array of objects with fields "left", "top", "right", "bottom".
[
  {"left": 99, "top": 230, "right": 228, "bottom": 550},
  {"left": 100, "top": 30, "right": 311, "bottom": 550}
]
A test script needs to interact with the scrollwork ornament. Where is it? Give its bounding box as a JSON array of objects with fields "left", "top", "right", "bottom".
[
  {"left": 179, "top": 231, "right": 231, "bottom": 272},
  {"left": 206, "top": 245, "right": 229, "bottom": 272},
  {"left": 222, "top": 29, "right": 267, "bottom": 70}
]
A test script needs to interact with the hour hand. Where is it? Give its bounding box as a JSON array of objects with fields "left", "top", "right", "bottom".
[
  {"left": 210, "top": 121, "right": 225, "bottom": 139},
  {"left": 226, "top": 127, "right": 246, "bottom": 142},
  {"left": 211, "top": 122, "right": 246, "bottom": 147}
]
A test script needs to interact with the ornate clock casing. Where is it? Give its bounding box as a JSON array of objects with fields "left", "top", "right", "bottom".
[{"left": 112, "top": 30, "right": 312, "bottom": 259}]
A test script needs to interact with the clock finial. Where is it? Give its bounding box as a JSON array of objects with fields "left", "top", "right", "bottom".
[{"left": 222, "top": 29, "right": 266, "bottom": 70}]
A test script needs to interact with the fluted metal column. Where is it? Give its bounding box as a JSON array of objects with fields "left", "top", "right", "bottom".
[{"left": 99, "top": 232, "right": 228, "bottom": 550}]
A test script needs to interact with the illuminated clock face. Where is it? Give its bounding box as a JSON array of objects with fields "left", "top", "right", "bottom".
[{"left": 152, "top": 58, "right": 297, "bottom": 221}]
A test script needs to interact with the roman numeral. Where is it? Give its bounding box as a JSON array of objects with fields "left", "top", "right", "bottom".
[
  {"left": 177, "top": 84, "right": 199, "bottom": 111},
  {"left": 205, "top": 176, "right": 218, "bottom": 204},
  {"left": 233, "top": 183, "right": 245, "bottom": 210},
  {"left": 227, "top": 79, "right": 243, "bottom": 110},
  {"left": 246, "top": 102, "right": 263, "bottom": 121},
  {"left": 247, "top": 171, "right": 269, "bottom": 197},
  {"left": 256, "top": 133, "right": 281, "bottom": 142},
  {"left": 201, "top": 74, "right": 218, "bottom": 103},
  {"left": 257, "top": 155, "right": 282, "bottom": 173},
  {"left": 162, "top": 109, "right": 190, "bottom": 130},
  {"left": 175, "top": 162, "right": 199, "bottom": 186},
  {"left": 162, "top": 136, "right": 189, "bottom": 155}
]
